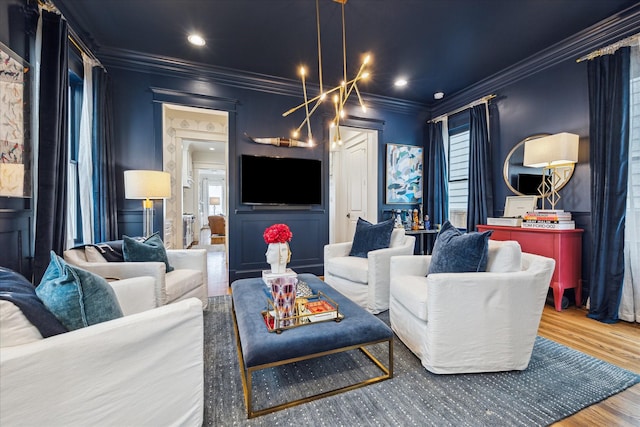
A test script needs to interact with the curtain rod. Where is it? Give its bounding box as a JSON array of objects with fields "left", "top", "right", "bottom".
[
  {"left": 576, "top": 33, "right": 640, "bottom": 63},
  {"left": 428, "top": 94, "right": 496, "bottom": 124},
  {"left": 38, "top": 0, "right": 103, "bottom": 68}
]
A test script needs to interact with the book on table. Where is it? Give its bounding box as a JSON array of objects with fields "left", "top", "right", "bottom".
[
  {"left": 521, "top": 220, "right": 575, "bottom": 230},
  {"left": 305, "top": 300, "right": 338, "bottom": 322}
]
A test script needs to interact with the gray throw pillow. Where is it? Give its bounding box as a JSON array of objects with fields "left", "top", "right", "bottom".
[
  {"left": 123, "top": 233, "right": 174, "bottom": 272},
  {"left": 349, "top": 217, "right": 395, "bottom": 258},
  {"left": 36, "top": 251, "right": 123, "bottom": 331},
  {"left": 428, "top": 221, "right": 493, "bottom": 274}
]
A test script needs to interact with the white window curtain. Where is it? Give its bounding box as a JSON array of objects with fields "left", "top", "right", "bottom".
[
  {"left": 619, "top": 41, "right": 640, "bottom": 323},
  {"left": 78, "top": 53, "right": 96, "bottom": 244}
]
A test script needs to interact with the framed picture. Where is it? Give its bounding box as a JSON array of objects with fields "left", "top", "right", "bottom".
[
  {"left": 385, "top": 143, "right": 423, "bottom": 204},
  {"left": 0, "top": 41, "right": 31, "bottom": 198}
]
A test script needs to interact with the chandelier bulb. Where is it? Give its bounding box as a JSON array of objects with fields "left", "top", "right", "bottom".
[
  {"left": 361, "top": 105, "right": 367, "bottom": 113},
  {"left": 363, "top": 54, "right": 371, "bottom": 65},
  {"left": 300, "top": 66, "right": 306, "bottom": 76},
  {"left": 292, "top": 130, "right": 299, "bottom": 138}
]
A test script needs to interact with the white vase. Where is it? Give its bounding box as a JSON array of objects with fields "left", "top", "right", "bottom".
[{"left": 266, "top": 242, "right": 290, "bottom": 274}]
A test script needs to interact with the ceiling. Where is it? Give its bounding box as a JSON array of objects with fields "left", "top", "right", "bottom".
[{"left": 52, "top": 0, "right": 637, "bottom": 105}]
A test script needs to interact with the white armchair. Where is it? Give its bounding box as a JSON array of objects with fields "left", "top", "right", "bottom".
[
  {"left": 324, "top": 228, "right": 416, "bottom": 314},
  {"left": 389, "top": 240, "right": 555, "bottom": 374},
  {"left": 64, "top": 247, "right": 209, "bottom": 309},
  {"left": 0, "top": 276, "right": 204, "bottom": 426}
]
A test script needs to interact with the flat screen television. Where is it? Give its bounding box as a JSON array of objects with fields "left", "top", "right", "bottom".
[{"left": 241, "top": 154, "right": 322, "bottom": 205}]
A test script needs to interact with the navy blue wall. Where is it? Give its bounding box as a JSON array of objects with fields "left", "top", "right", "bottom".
[
  {"left": 486, "top": 58, "right": 593, "bottom": 297},
  {"left": 106, "top": 64, "right": 426, "bottom": 281}
]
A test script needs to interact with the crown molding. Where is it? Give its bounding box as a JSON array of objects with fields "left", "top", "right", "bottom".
[
  {"left": 98, "top": 47, "right": 427, "bottom": 116},
  {"left": 430, "top": 3, "right": 640, "bottom": 118}
]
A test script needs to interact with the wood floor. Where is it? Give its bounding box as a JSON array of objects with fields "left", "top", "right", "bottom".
[{"left": 204, "top": 249, "right": 640, "bottom": 425}]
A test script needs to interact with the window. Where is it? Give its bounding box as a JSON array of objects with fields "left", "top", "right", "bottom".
[
  {"left": 447, "top": 129, "right": 470, "bottom": 229},
  {"left": 66, "top": 70, "right": 83, "bottom": 246}
]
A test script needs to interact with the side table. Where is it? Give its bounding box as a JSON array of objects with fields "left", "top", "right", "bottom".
[
  {"left": 405, "top": 229, "right": 438, "bottom": 255},
  {"left": 476, "top": 224, "right": 583, "bottom": 311}
]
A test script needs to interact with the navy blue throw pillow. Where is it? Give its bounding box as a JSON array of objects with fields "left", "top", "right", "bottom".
[
  {"left": 428, "top": 221, "right": 493, "bottom": 274},
  {"left": 349, "top": 217, "right": 395, "bottom": 258},
  {"left": 123, "top": 233, "right": 174, "bottom": 272},
  {"left": 0, "top": 266, "right": 67, "bottom": 337}
]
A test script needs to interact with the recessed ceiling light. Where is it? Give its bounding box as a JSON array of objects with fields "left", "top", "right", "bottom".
[
  {"left": 188, "top": 34, "right": 206, "bottom": 47},
  {"left": 394, "top": 78, "right": 408, "bottom": 87},
  {"left": 434, "top": 91, "right": 445, "bottom": 100},
  {"left": 209, "top": 147, "right": 215, "bottom": 151}
]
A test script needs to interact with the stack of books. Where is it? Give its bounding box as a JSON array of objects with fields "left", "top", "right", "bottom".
[{"left": 521, "top": 210, "right": 575, "bottom": 230}]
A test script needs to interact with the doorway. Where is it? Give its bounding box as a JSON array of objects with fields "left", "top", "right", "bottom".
[
  {"left": 161, "top": 104, "right": 229, "bottom": 251},
  {"left": 329, "top": 126, "right": 378, "bottom": 243}
]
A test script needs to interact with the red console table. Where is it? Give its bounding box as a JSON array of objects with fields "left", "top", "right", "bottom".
[{"left": 476, "top": 224, "right": 583, "bottom": 311}]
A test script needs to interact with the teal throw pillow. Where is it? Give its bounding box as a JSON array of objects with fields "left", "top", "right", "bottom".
[
  {"left": 349, "top": 217, "right": 395, "bottom": 258},
  {"left": 123, "top": 233, "right": 174, "bottom": 272},
  {"left": 36, "top": 251, "right": 123, "bottom": 331},
  {"left": 428, "top": 221, "right": 493, "bottom": 274}
]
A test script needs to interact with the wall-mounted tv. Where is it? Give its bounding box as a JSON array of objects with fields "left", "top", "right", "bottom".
[{"left": 241, "top": 154, "right": 322, "bottom": 205}]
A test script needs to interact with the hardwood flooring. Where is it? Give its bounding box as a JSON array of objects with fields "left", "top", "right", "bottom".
[{"left": 204, "top": 249, "right": 639, "bottom": 425}]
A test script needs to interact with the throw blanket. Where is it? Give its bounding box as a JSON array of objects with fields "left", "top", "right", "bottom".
[{"left": 0, "top": 267, "right": 67, "bottom": 337}]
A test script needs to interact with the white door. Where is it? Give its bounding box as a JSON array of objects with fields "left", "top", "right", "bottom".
[{"left": 330, "top": 126, "right": 377, "bottom": 243}]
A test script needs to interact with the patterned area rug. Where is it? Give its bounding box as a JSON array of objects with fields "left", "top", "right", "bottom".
[{"left": 203, "top": 296, "right": 639, "bottom": 426}]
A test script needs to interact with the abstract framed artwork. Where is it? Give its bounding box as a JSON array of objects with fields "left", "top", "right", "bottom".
[
  {"left": 385, "top": 143, "right": 423, "bottom": 204},
  {"left": 0, "top": 41, "right": 31, "bottom": 198}
]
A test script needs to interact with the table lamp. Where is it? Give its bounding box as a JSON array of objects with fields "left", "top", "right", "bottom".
[
  {"left": 209, "top": 196, "right": 221, "bottom": 215},
  {"left": 124, "top": 170, "right": 171, "bottom": 237},
  {"left": 523, "top": 132, "right": 579, "bottom": 210}
]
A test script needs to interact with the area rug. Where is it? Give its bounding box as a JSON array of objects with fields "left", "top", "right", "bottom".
[{"left": 203, "top": 296, "right": 639, "bottom": 426}]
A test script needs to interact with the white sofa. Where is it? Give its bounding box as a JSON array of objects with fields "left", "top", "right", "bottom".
[
  {"left": 0, "top": 276, "right": 205, "bottom": 427},
  {"left": 389, "top": 240, "right": 555, "bottom": 374},
  {"left": 64, "top": 247, "right": 209, "bottom": 309},
  {"left": 324, "top": 228, "right": 416, "bottom": 314}
]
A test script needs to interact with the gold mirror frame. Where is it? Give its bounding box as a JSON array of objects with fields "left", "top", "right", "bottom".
[{"left": 503, "top": 134, "right": 575, "bottom": 197}]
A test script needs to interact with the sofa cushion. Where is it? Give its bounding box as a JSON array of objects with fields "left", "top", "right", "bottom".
[
  {"left": 428, "top": 221, "right": 493, "bottom": 275},
  {"left": 389, "top": 228, "right": 406, "bottom": 248},
  {"left": 84, "top": 245, "right": 108, "bottom": 262},
  {"left": 0, "top": 300, "right": 44, "bottom": 347},
  {"left": 123, "top": 233, "right": 174, "bottom": 272},
  {"left": 0, "top": 266, "right": 67, "bottom": 338},
  {"left": 349, "top": 217, "right": 395, "bottom": 258},
  {"left": 165, "top": 269, "right": 203, "bottom": 302},
  {"left": 36, "top": 252, "right": 123, "bottom": 331},
  {"left": 326, "top": 256, "right": 369, "bottom": 284},
  {"left": 486, "top": 240, "right": 522, "bottom": 273}
]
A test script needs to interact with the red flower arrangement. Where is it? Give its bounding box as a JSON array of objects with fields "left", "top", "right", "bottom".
[{"left": 263, "top": 223, "right": 293, "bottom": 244}]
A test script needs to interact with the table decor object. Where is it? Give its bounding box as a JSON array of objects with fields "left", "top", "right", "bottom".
[{"left": 263, "top": 223, "right": 293, "bottom": 274}]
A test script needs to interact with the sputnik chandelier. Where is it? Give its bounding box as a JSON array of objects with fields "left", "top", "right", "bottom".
[{"left": 282, "top": 0, "right": 371, "bottom": 147}]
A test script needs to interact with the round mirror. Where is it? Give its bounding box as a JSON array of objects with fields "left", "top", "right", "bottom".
[{"left": 503, "top": 134, "right": 575, "bottom": 197}]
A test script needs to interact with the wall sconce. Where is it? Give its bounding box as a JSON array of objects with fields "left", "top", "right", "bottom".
[
  {"left": 209, "top": 196, "right": 221, "bottom": 215},
  {"left": 124, "top": 170, "right": 171, "bottom": 237},
  {"left": 523, "top": 132, "right": 579, "bottom": 210}
]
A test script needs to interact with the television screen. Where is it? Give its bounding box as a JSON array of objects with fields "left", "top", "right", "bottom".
[{"left": 241, "top": 154, "right": 322, "bottom": 205}]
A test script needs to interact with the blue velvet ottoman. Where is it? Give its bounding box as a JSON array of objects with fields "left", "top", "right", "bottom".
[{"left": 231, "top": 273, "right": 393, "bottom": 418}]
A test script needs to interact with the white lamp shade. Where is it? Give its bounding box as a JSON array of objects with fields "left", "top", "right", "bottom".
[
  {"left": 523, "top": 133, "right": 579, "bottom": 168},
  {"left": 124, "top": 170, "right": 171, "bottom": 199},
  {"left": 209, "top": 197, "right": 221, "bottom": 205}
]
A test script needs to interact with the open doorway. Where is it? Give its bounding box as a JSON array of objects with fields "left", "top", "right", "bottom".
[
  {"left": 161, "top": 104, "right": 229, "bottom": 252},
  {"left": 329, "top": 126, "right": 378, "bottom": 243}
]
